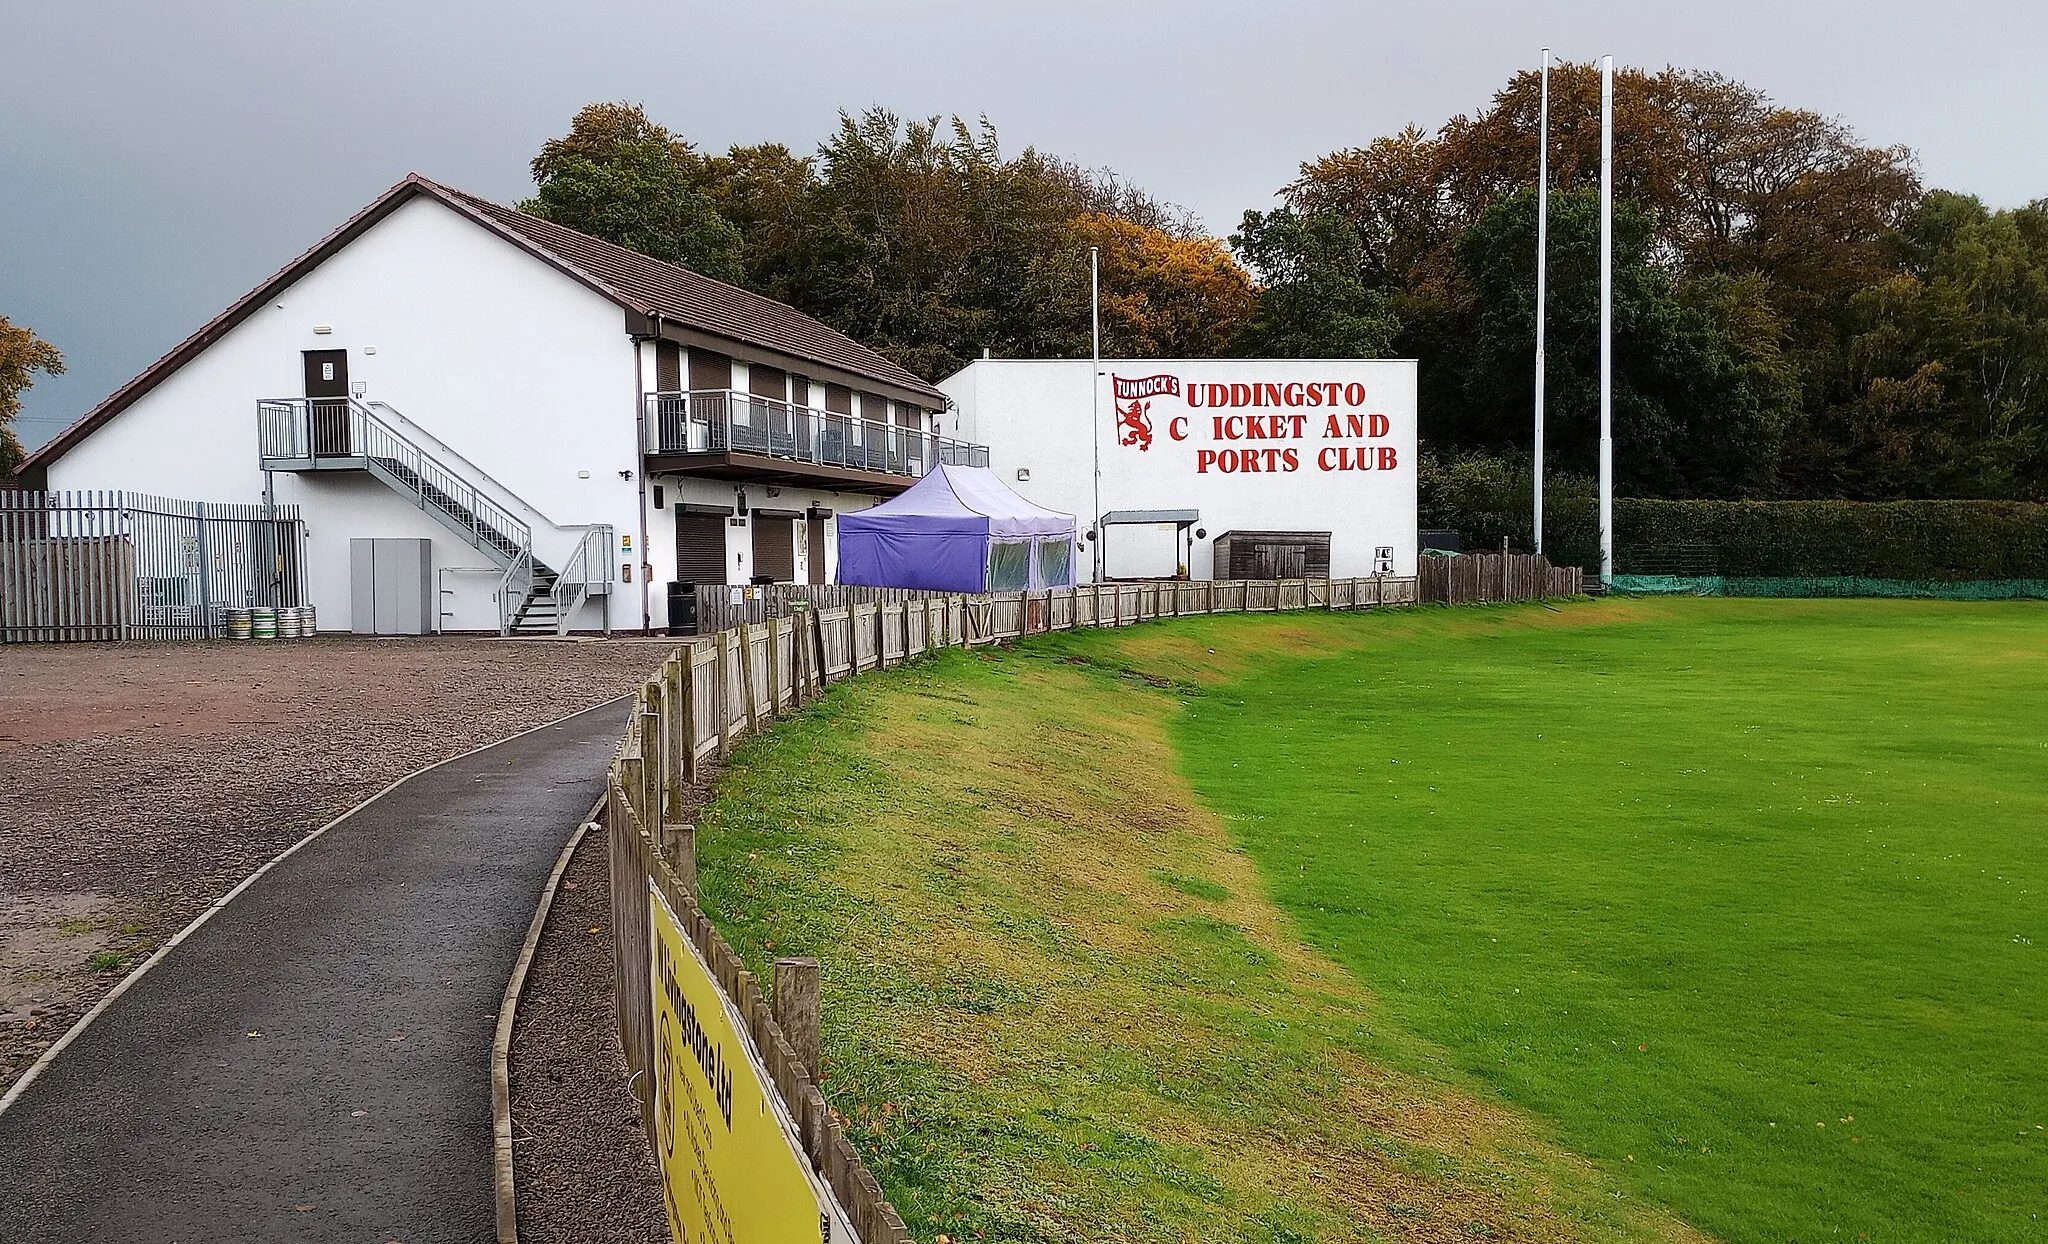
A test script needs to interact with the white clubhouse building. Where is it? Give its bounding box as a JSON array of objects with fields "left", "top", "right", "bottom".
[{"left": 19, "top": 174, "right": 971, "bottom": 634}]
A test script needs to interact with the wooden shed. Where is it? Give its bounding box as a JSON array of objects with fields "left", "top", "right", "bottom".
[{"left": 1211, "top": 530, "right": 1332, "bottom": 579}]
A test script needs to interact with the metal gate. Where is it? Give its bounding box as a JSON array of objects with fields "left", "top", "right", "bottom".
[{"left": 1, "top": 490, "right": 307, "bottom": 642}]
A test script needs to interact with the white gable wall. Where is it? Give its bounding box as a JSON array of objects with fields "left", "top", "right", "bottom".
[
  {"left": 46, "top": 195, "right": 642, "bottom": 630},
  {"left": 942, "top": 358, "right": 1419, "bottom": 581}
]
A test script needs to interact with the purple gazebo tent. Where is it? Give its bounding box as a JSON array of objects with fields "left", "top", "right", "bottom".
[{"left": 835, "top": 465, "right": 1077, "bottom": 593}]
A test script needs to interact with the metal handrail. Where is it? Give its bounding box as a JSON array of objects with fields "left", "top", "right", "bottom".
[
  {"left": 256, "top": 398, "right": 616, "bottom": 635},
  {"left": 642, "top": 389, "right": 989, "bottom": 475},
  {"left": 257, "top": 396, "right": 535, "bottom": 563},
  {"left": 500, "top": 546, "right": 534, "bottom": 637},
  {"left": 548, "top": 524, "right": 613, "bottom": 635}
]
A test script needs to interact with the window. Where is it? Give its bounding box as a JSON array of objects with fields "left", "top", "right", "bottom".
[
  {"left": 1034, "top": 538, "right": 1074, "bottom": 588},
  {"left": 988, "top": 540, "right": 1031, "bottom": 591}
]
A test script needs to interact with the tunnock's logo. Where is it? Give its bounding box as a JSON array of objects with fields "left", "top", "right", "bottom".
[{"left": 1112, "top": 375, "right": 1177, "bottom": 452}]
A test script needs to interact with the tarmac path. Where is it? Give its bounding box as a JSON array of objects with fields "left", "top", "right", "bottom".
[{"left": 0, "top": 698, "right": 629, "bottom": 1244}]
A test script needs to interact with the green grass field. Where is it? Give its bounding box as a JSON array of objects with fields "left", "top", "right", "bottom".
[
  {"left": 695, "top": 598, "right": 2045, "bottom": 1243},
  {"left": 1131, "top": 599, "right": 2048, "bottom": 1243}
]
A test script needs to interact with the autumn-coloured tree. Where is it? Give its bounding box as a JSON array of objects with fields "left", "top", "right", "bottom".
[
  {"left": 530, "top": 105, "right": 1255, "bottom": 381},
  {"left": 1076, "top": 213, "right": 1255, "bottom": 357},
  {"left": 1261, "top": 62, "right": 2048, "bottom": 501},
  {"left": 1, "top": 316, "right": 65, "bottom": 478}
]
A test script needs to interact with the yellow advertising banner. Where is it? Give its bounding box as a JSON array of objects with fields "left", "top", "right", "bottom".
[{"left": 648, "top": 880, "right": 828, "bottom": 1244}]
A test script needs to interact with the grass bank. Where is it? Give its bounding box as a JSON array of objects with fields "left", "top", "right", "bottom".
[{"left": 694, "top": 630, "right": 1703, "bottom": 1243}]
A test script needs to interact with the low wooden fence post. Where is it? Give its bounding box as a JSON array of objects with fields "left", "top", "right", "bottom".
[
  {"left": 661, "top": 656, "right": 684, "bottom": 822},
  {"left": 680, "top": 646, "right": 701, "bottom": 784},
  {"left": 773, "top": 957, "right": 822, "bottom": 1078},
  {"left": 806, "top": 606, "right": 823, "bottom": 684},
  {"left": 738, "top": 622, "right": 760, "bottom": 734},
  {"left": 640, "top": 683, "right": 665, "bottom": 846},
  {"left": 787, "top": 613, "right": 804, "bottom": 708},
  {"left": 716, "top": 629, "right": 732, "bottom": 762}
]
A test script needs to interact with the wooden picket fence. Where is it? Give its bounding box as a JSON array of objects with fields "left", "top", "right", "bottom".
[
  {"left": 602, "top": 567, "right": 1602, "bottom": 1238},
  {"left": 686, "top": 581, "right": 951, "bottom": 635},
  {"left": 1418, "top": 552, "right": 1582, "bottom": 604}
]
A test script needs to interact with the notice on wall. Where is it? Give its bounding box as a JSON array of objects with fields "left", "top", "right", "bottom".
[{"left": 648, "top": 882, "right": 834, "bottom": 1244}]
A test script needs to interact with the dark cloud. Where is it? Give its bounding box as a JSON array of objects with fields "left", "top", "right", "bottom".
[{"left": 7, "top": 0, "right": 2043, "bottom": 451}]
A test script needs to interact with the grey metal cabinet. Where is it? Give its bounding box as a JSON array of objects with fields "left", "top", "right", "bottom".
[{"left": 349, "top": 538, "right": 433, "bottom": 635}]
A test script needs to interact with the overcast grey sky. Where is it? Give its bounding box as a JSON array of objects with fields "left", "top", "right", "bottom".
[{"left": 6, "top": 0, "right": 2044, "bottom": 453}]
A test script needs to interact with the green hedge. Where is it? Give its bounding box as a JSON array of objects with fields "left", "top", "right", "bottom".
[
  {"left": 1420, "top": 457, "right": 2048, "bottom": 580},
  {"left": 1613, "top": 500, "right": 2048, "bottom": 579}
]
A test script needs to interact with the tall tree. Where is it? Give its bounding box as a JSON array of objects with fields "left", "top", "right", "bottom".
[
  {"left": 1075, "top": 212, "right": 1255, "bottom": 357},
  {"left": 521, "top": 102, "right": 744, "bottom": 283},
  {"left": 1456, "top": 188, "right": 1789, "bottom": 496},
  {"left": 523, "top": 105, "right": 1250, "bottom": 380},
  {"left": 1787, "top": 193, "right": 2048, "bottom": 498},
  {"left": 1, "top": 316, "right": 64, "bottom": 478},
  {"left": 1230, "top": 208, "right": 1401, "bottom": 359}
]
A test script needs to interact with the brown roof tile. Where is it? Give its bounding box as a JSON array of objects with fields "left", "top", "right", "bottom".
[{"left": 423, "top": 180, "right": 938, "bottom": 399}]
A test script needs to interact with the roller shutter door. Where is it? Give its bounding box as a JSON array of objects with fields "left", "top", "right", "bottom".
[
  {"left": 752, "top": 519, "right": 796, "bottom": 583},
  {"left": 675, "top": 512, "right": 727, "bottom": 585}
]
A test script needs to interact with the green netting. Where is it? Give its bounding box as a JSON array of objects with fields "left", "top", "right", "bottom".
[{"left": 1612, "top": 575, "right": 2048, "bottom": 600}]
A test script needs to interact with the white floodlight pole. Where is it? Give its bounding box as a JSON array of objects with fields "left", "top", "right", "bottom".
[
  {"left": 1598, "top": 54, "right": 1615, "bottom": 588},
  {"left": 1533, "top": 48, "right": 1551, "bottom": 556},
  {"left": 1090, "top": 245, "right": 1103, "bottom": 584}
]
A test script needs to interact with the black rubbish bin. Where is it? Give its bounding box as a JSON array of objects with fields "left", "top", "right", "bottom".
[{"left": 667, "top": 581, "right": 699, "bottom": 637}]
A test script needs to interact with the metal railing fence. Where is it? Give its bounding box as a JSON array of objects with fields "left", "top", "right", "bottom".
[
  {"left": 644, "top": 389, "right": 989, "bottom": 476},
  {"left": 548, "top": 525, "right": 615, "bottom": 636},
  {"left": 2, "top": 490, "right": 306, "bottom": 642}
]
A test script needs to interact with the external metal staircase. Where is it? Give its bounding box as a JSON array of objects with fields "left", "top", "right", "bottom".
[{"left": 256, "top": 397, "right": 610, "bottom": 635}]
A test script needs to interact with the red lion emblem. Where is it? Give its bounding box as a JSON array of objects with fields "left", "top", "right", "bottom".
[{"left": 1117, "top": 397, "right": 1154, "bottom": 451}]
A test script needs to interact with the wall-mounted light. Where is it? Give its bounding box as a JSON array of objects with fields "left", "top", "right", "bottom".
[
  {"left": 1016, "top": 468, "right": 1031, "bottom": 482},
  {"left": 577, "top": 470, "right": 590, "bottom": 479},
  {"left": 1083, "top": 528, "right": 1096, "bottom": 542},
  {"left": 618, "top": 469, "right": 633, "bottom": 481},
  {"left": 1194, "top": 527, "right": 1207, "bottom": 540},
  {"left": 312, "top": 325, "right": 333, "bottom": 335},
  {"left": 363, "top": 346, "right": 377, "bottom": 356},
  {"left": 735, "top": 488, "right": 749, "bottom": 515}
]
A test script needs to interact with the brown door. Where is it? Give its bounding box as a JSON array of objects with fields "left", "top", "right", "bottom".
[
  {"left": 1254, "top": 544, "right": 1306, "bottom": 579},
  {"left": 675, "top": 511, "right": 727, "bottom": 585},
  {"left": 749, "top": 365, "right": 789, "bottom": 455},
  {"left": 821, "top": 384, "right": 854, "bottom": 467},
  {"left": 752, "top": 519, "right": 796, "bottom": 583},
  {"left": 304, "top": 350, "right": 350, "bottom": 457},
  {"left": 688, "top": 349, "right": 732, "bottom": 393},
  {"left": 690, "top": 350, "right": 735, "bottom": 448},
  {"left": 807, "top": 515, "right": 827, "bottom": 584}
]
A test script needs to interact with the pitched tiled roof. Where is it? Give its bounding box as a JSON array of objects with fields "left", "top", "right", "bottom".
[
  {"left": 21, "top": 173, "right": 940, "bottom": 476},
  {"left": 423, "top": 179, "right": 939, "bottom": 398}
]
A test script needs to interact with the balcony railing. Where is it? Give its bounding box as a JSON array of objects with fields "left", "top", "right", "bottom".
[{"left": 643, "top": 390, "right": 988, "bottom": 478}]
